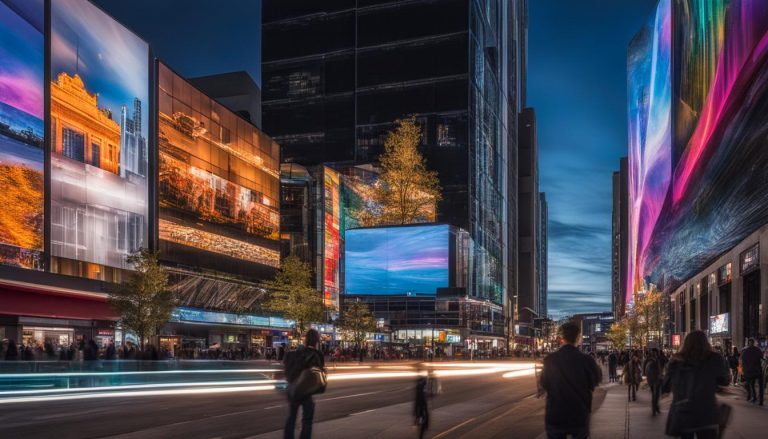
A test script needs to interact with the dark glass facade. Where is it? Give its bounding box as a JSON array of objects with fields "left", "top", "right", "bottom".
[{"left": 263, "top": 0, "right": 526, "bottom": 320}]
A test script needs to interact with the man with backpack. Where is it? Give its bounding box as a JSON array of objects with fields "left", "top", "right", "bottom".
[{"left": 283, "top": 330, "right": 326, "bottom": 439}]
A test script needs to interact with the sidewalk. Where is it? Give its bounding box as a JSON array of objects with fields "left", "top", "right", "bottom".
[{"left": 591, "top": 381, "right": 766, "bottom": 439}]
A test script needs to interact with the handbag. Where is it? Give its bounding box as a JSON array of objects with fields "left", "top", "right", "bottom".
[{"left": 292, "top": 366, "right": 327, "bottom": 400}]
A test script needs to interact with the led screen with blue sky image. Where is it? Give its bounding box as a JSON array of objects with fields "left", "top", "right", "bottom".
[{"left": 344, "top": 224, "right": 449, "bottom": 296}]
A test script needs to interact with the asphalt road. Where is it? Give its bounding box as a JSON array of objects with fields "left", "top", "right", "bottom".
[{"left": 0, "top": 364, "right": 543, "bottom": 439}]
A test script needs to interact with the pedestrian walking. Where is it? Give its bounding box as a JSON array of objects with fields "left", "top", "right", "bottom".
[
  {"left": 608, "top": 351, "right": 618, "bottom": 383},
  {"left": 662, "top": 330, "right": 731, "bottom": 439},
  {"left": 540, "top": 322, "right": 602, "bottom": 439},
  {"left": 414, "top": 375, "right": 429, "bottom": 439},
  {"left": 644, "top": 348, "right": 662, "bottom": 415},
  {"left": 741, "top": 338, "right": 764, "bottom": 405},
  {"left": 283, "top": 330, "right": 325, "bottom": 439},
  {"left": 728, "top": 347, "right": 740, "bottom": 386},
  {"left": 625, "top": 352, "right": 642, "bottom": 401}
]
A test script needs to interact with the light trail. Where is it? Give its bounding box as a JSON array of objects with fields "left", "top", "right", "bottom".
[
  {"left": 502, "top": 369, "right": 537, "bottom": 379},
  {"left": 0, "top": 379, "right": 282, "bottom": 396},
  {"left": 0, "top": 385, "right": 277, "bottom": 405},
  {"left": 0, "top": 369, "right": 281, "bottom": 379}
]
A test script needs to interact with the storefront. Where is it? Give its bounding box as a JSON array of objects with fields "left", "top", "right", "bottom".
[
  {"left": 161, "top": 307, "right": 295, "bottom": 355},
  {"left": 0, "top": 278, "right": 118, "bottom": 349}
]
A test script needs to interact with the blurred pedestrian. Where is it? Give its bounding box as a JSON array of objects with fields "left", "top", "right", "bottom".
[
  {"left": 283, "top": 330, "right": 325, "bottom": 439},
  {"left": 4, "top": 340, "right": 18, "bottom": 361},
  {"left": 728, "top": 347, "right": 740, "bottom": 386},
  {"left": 662, "top": 330, "right": 730, "bottom": 438},
  {"left": 644, "top": 348, "right": 662, "bottom": 415},
  {"left": 741, "top": 338, "right": 764, "bottom": 405},
  {"left": 625, "top": 352, "right": 642, "bottom": 401},
  {"left": 540, "top": 322, "right": 601, "bottom": 439},
  {"left": 414, "top": 374, "right": 429, "bottom": 439},
  {"left": 608, "top": 351, "right": 618, "bottom": 383}
]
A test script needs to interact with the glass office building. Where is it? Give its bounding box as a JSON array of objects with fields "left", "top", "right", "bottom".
[{"left": 263, "top": 1, "right": 527, "bottom": 323}]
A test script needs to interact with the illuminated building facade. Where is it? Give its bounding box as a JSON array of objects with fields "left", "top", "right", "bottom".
[{"left": 627, "top": 0, "right": 768, "bottom": 349}]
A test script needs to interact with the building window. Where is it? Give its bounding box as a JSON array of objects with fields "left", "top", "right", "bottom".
[
  {"left": 740, "top": 244, "right": 759, "bottom": 274},
  {"left": 718, "top": 262, "right": 732, "bottom": 285},
  {"left": 91, "top": 143, "right": 100, "bottom": 168},
  {"left": 62, "top": 127, "right": 85, "bottom": 162}
]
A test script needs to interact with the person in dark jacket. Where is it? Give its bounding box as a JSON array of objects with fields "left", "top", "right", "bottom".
[
  {"left": 625, "top": 352, "right": 642, "bottom": 402},
  {"left": 540, "top": 321, "right": 602, "bottom": 439},
  {"left": 741, "top": 338, "right": 764, "bottom": 405},
  {"left": 4, "top": 340, "right": 18, "bottom": 361},
  {"left": 284, "top": 330, "right": 324, "bottom": 439},
  {"left": 644, "top": 348, "right": 662, "bottom": 415},
  {"left": 728, "top": 347, "right": 740, "bottom": 386},
  {"left": 608, "top": 351, "right": 618, "bottom": 383},
  {"left": 662, "top": 330, "right": 730, "bottom": 438},
  {"left": 414, "top": 375, "right": 429, "bottom": 439}
]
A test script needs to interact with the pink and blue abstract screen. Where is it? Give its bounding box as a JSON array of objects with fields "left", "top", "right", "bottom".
[
  {"left": 344, "top": 224, "right": 449, "bottom": 296},
  {"left": 628, "top": 0, "right": 768, "bottom": 299}
]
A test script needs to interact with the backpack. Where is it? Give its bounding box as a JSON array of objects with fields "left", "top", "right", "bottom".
[{"left": 283, "top": 349, "right": 305, "bottom": 383}]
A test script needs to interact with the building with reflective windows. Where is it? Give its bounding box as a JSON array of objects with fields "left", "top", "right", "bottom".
[{"left": 263, "top": 0, "right": 529, "bottom": 346}]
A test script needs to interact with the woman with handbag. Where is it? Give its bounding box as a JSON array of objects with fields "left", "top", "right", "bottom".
[
  {"left": 662, "top": 331, "right": 731, "bottom": 439},
  {"left": 284, "top": 329, "right": 326, "bottom": 439}
]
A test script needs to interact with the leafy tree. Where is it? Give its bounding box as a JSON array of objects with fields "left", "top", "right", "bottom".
[
  {"left": 108, "top": 249, "right": 174, "bottom": 349},
  {"left": 338, "top": 300, "right": 377, "bottom": 351},
  {"left": 260, "top": 255, "right": 325, "bottom": 340},
  {"left": 607, "top": 320, "right": 627, "bottom": 351},
  {"left": 374, "top": 116, "right": 441, "bottom": 225}
]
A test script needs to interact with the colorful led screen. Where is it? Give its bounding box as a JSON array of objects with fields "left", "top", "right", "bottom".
[
  {"left": 50, "top": 0, "right": 149, "bottom": 274},
  {"left": 628, "top": 0, "right": 768, "bottom": 296},
  {"left": 322, "top": 167, "right": 340, "bottom": 307},
  {"left": 344, "top": 224, "right": 449, "bottom": 296},
  {"left": 0, "top": 0, "right": 44, "bottom": 269},
  {"left": 158, "top": 63, "right": 280, "bottom": 273}
]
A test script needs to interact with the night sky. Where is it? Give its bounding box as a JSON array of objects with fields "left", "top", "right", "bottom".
[
  {"left": 97, "top": 0, "right": 659, "bottom": 317},
  {"left": 528, "top": 0, "right": 657, "bottom": 317}
]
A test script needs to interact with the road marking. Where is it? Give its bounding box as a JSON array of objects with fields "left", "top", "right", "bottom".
[
  {"left": 432, "top": 417, "right": 477, "bottom": 439},
  {"left": 264, "top": 405, "right": 284, "bottom": 410},
  {"left": 317, "top": 391, "right": 382, "bottom": 402},
  {"left": 349, "top": 409, "right": 376, "bottom": 416}
]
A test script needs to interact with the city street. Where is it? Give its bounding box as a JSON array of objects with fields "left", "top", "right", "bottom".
[{"left": 0, "top": 361, "right": 547, "bottom": 439}]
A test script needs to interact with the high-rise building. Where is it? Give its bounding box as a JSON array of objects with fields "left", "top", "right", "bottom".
[
  {"left": 538, "top": 192, "right": 548, "bottom": 319},
  {"left": 611, "top": 157, "right": 628, "bottom": 319},
  {"left": 119, "top": 97, "right": 147, "bottom": 178},
  {"left": 517, "top": 107, "right": 538, "bottom": 340},
  {"left": 263, "top": 0, "right": 528, "bottom": 345}
]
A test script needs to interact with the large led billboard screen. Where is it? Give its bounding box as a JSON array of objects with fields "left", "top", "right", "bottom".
[
  {"left": 158, "top": 63, "right": 280, "bottom": 276},
  {"left": 322, "top": 167, "right": 340, "bottom": 307},
  {"left": 627, "top": 0, "right": 671, "bottom": 302},
  {"left": 345, "top": 224, "right": 449, "bottom": 296},
  {"left": 628, "top": 0, "right": 768, "bottom": 295},
  {"left": 0, "top": 0, "right": 44, "bottom": 269},
  {"left": 50, "top": 0, "right": 149, "bottom": 276}
]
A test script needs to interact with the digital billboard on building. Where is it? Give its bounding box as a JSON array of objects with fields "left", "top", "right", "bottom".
[
  {"left": 628, "top": 0, "right": 768, "bottom": 297},
  {"left": 345, "top": 224, "right": 450, "bottom": 296},
  {"left": 0, "top": 0, "right": 44, "bottom": 270},
  {"left": 157, "top": 63, "right": 280, "bottom": 278},
  {"left": 50, "top": 0, "right": 149, "bottom": 279},
  {"left": 322, "top": 166, "right": 340, "bottom": 308}
]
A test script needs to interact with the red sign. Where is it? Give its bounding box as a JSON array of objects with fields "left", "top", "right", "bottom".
[{"left": 671, "top": 334, "right": 681, "bottom": 347}]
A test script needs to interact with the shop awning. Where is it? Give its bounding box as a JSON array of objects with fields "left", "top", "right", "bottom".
[{"left": 0, "top": 282, "right": 118, "bottom": 321}]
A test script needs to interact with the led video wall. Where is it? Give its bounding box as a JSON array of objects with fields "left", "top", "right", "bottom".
[
  {"left": 628, "top": 0, "right": 768, "bottom": 296},
  {"left": 626, "top": 0, "right": 672, "bottom": 302},
  {"left": 345, "top": 224, "right": 449, "bottom": 296},
  {"left": 157, "top": 63, "right": 280, "bottom": 273},
  {"left": 50, "top": 0, "right": 149, "bottom": 273},
  {"left": 0, "top": 0, "right": 44, "bottom": 269},
  {"left": 322, "top": 167, "right": 340, "bottom": 307}
]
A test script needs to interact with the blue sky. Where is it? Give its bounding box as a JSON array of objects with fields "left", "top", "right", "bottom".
[
  {"left": 98, "top": 0, "right": 661, "bottom": 317},
  {"left": 529, "top": 0, "right": 657, "bottom": 317}
]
